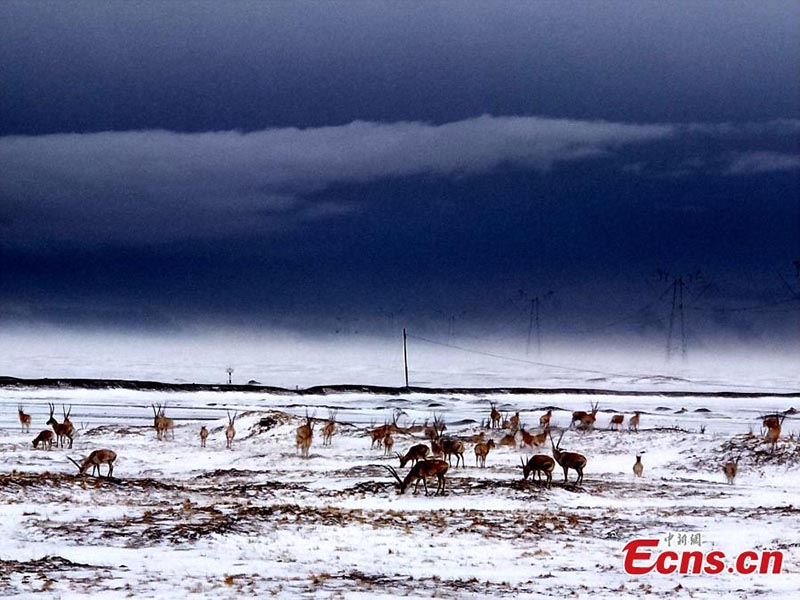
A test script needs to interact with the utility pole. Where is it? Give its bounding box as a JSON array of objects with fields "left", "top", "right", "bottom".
[
  {"left": 678, "top": 277, "right": 687, "bottom": 362},
  {"left": 666, "top": 280, "right": 677, "bottom": 363},
  {"left": 665, "top": 277, "right": 688, "bottom": 363},
  {"left": 226, "top": 367, "right": 234, "bottom": 385},
  {"left": 402, "top": 328, "right": 409, "bottom": 388}
]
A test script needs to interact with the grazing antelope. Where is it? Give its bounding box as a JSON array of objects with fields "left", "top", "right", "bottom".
[
  {"left": 383, "top": 432, "right": 395, "bottom": 455},
  {"left": 384, "top": 459, "right": 449, "bottom": 496},
  {"left": 550, "top": 432, "right": 587, "bottom": 485},
  {"left": 398, "top": 444, "right": 430, "bottom": 467},
  {"left": 610, "top": 414, "right": 624, "bottom": 430},
  {"left": 68, "top": 449, "right": 117, "bottom": 478},
  {"left": 18, "top": 406, "right": 31, "bottom": 433},
  {"left": 571, "top": 402, "right": 599, "bottom": 431},
  {"left": 489, "top": 402, "right": 501, "bottom": 429},
  {"left": 32, "top": 430, "right": 54, "bottom": 450},
  {"left": 722, "top": 454, "right": 741, "bottom": 484},
  {"left": 539, "top": 410, "right": 552, "bottom": 428},
  {"left": 628, "top": 412, "right": 641, "bottom": 432},
  {"left": 47, "top": 403, "right": 75, "bottom": 449},
  {"left": 295, "top": 412, "right": 315, "bottom": 458},
  {"left": 442, "top": 438, "right": 465, "bottom": 467},
  {"left": 765, "top": 414, "right": 785, "bottom": 452},
  {"left": 519, "top": 426, "right": 547, "bottom": 448},
  {"left": 225, "top": 410, "right": 237, "bottom": 449},
  {"left": 633, "top": 455, "right": 644, "bottom": 477},
  {"left": 474, "top": 439, "right": 496, "bottom": 468},
  {"left": 322, "top": 409, "right": 337, "bottom": 446},
  {"left": 499, "top": 432, "right": 517, "bottom": 447},
  {"left": 520, "top": 455, "right": 555, "bottom": 488},
  {"left": 199, "top": 426, "right": 209, "bottom": 448}
]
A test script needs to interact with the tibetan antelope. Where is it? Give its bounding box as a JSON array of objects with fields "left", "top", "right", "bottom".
[
  {"left": 489, "top": 402, "right": 501, "bottom": 429},
  {"left": 384, "top": 459, "right": 449, "bottom": 496},
  {"left": 722, "top": 453, "right": 741, "bottom": 484},
  {"left": 32, "top": 430, "right": 54, "bottom": 450},
  {"left": 151, "top": 404, "right": 175, "bottom": 441},
  {"left": 296, "top": 412, "right": 315, "bottom": 458},
  {"left": 508, "top": 412, "right": 521, "bottom": 433},
  {"left": 571, "top": 401, "right": 599, "bottom": 431},
  {"left": 765, "top": 414, "right": 785, "bottom": 452},
  {"left": 539, "top": 410, "right": 552, "bottom": 428},
  {"left": 68, "top": 449, "right": 117, "bottom": 478},
  {"left": 383, "top": 432, "right": 395, "bottom": 455},
  {"left": 322, "top": 409, "right": 337, "bottom": 446},
  {"left": 199, "top": 426, "right": 209, "bottom": 448},
  {"left": 47, "top": 403, "right": 75, "bottom": 449},
  {"left": 442, "top": 438, "right": 465, "bottom": 467},
  {"left": 762, "top": 415, "right": 780, "bottom": 434},
  {"left": 398, "top": 444, "right": 430, "bottom": 467},
  {"left": 18, "top": 406, "right": 31, "bottom": 433},
  {"left": 633, "top": 455, "right": 644, "bottom": 477},
  {"left": 520, "top": 455, "right": 555, "bottom": 488},
  {"left": 628, "top": 412, "right": 641, "bottom": 432},
  {"left": 519, "top": 426, "right": 547, "bottom": 448},
  {"left": 499, "top": 432, "right": 517, "bottom": 447},
  {"left": 610, "top": 414, "right": 624, "bottom": 430},
  {"left": 550, "top": 432, "right": 587, "bottom": 485},
  {"left": 225, "top": 410, "right": 237, "bottom": 449},
  {"left": 474, "top": 439, "right": 496, "bottom": 468}
]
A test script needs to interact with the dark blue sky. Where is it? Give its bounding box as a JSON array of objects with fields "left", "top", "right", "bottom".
[{"left": 1, "top": 1, "right": 798, "bottom": 346}]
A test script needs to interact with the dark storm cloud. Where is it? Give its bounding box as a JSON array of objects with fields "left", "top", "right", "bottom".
[
  {"left": 1, "top": 1, "right": 798, "bottom": 135},
  {"left": 1, "top": 116, "right": 796, "bottom": 247}
]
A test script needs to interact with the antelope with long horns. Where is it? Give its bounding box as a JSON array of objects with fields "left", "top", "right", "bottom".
[
  {"left": 489, "top": 402, "right": 501, "bottom": 429},
  {"left": 322, "top": 409, "right": 337, "bottom": 446},
  {"left": 520, "top": 455, "right": 555, "bottom": 488},
  {"left": 47, "top": 403, "right": 75, "bottom": 449},
  {"left": 571, "top": 402, "right": 599, "bottom": 431},
  {"left": 18, "top": 406, "right": 31, "bottom": 433},
  {"left": 225, "top": 410, "right": 237, "bottom": 449},
  {"left": 474, "top": 439, "right": 496, "bottom": 468},
  {"left": 383, "top": 459, "right": 449, "bottom": 496},
  {"left": 550, "top": 431, "right": 587, "bottom": 485},
  {"left": 398, "top": 444, "right": 430, "bottom": 467},
  {"left": 68, "top": 449, "right": 117, "bottom": 478},
  {"left": 296, "top": 411, "right": 315, "bottom": 458}
]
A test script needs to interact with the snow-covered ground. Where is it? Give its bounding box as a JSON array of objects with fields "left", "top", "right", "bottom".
[{"left": 1, "top": 382, "right": 799, "bottom": 599}]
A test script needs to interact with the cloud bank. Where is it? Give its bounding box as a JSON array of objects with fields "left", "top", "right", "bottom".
[{"left": 0, "top": 115, "right": 795, "bottom": 245}]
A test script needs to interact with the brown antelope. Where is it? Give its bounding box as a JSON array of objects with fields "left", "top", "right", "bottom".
[
  {"left": 633, "top": 455, "right": 644, "bottom": 477},
  {"left": 610, "top": 414, "right": 624, "bottom": 430},
  {"left": 383, "top": 432, "right": 395, "bottom": 455},
  {"left": 18, "top": 406, "right": 31, "bottom": 433},
  {"left": 539, "top": 410, "right": 552, "bottom": 428},
  {"left": 398, "top": 444, "right": 430, "bottom": 467},
  {"left": 520, "top": 455, "right": 555, "bottom": 488},
  {"left": 199, "top": 426, "right": 209, "bottom": 448},
  {"left": 430, "top": 437, "right": 444, "bottom": 458},
  {"left": 571, "top": 402, "right": 599, "bottom": 431},
  {"left": 442, "top": 438, "right": 465, "bottom": 467},
  {"left": 68, "top": 449, "right": 117, "bottom": 478},
  {"left": 370, "top": 422, "right": 391, "bottom": 448},
  {"left": 47, "top": 403, "right": 75, "bottom": 449},
  {"left": 32, "top": 430, "right": 54, "bottom": 450},
  {"left": 225, "top": 410, "right": 237, "bottom": 449},
  {"left": 151, "top": 404, "right": 175, "bottom": 441},
  {"left": 296, "top": 412, "right": 315, "bottom": 458},
  {"left": 322, "top": 409, "right": 337, "bottom": 446},
  {"left": 550, "top": 432, "right": 587, "bottom": 485},
  {"left": 722, "top": 453, "right": 741, "bottom": 484},
  {"left": 628, "top": 411, "right": 641, "bottom": 432},
  {"left": 499, "top": 432, "right": 517, "bottom": 447},
  {"left": 463, "top": 431, "right": 485, "bottom": 444},
  {"left": 765, "top": 414, "right": 785, "bottom": 452},
  {"left": 519, "top": 426, "right": 547, "bottom": 448},
  {"left": 474, "top": 439, "right": 496, "bottom": 467},
  {"left": 384, "top": 459, "right": 449, "bottom": 496},
  {"left": 489, "top": 402, "right": 501, "bottom": 429},
  {"left": 762, "top": 415, "right": 780, "bottom": 434},
  {"left": 508, "top": 412, "right": 521, "bottom": 432}
]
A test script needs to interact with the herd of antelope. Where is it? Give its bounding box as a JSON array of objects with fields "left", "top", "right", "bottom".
[{"left": 11, "top": 400, "right": 794, "bottom": 488}]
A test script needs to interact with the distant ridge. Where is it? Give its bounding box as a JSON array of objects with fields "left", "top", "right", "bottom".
[{"left": 0, "top": 376, "right": 797, "bottom": 398}]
